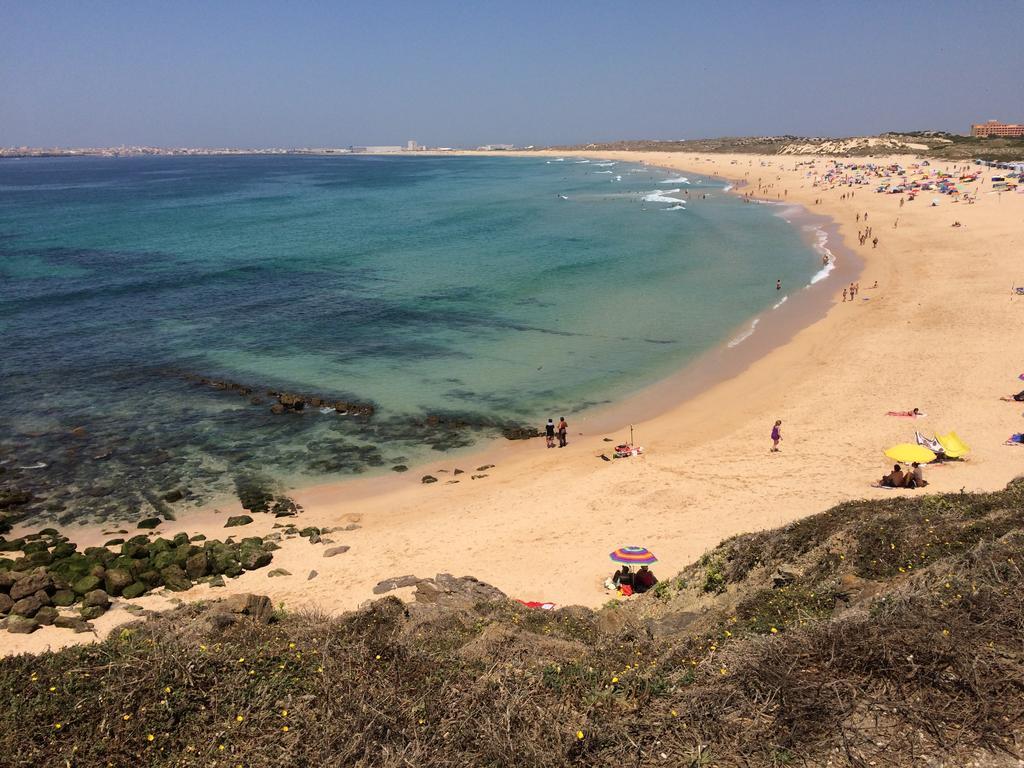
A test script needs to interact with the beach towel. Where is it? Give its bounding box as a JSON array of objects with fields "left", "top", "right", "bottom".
[
  {"left": 886, "top": 410, "right": 925, "bottom": 418},
  {"left": 516, "top": 600, "right": 556, "bottom": 610},
  {"left": 1005, "top": 434, "right": 1024, "bottom": 446},
  {"left": 614, "top": 444, "right": 644, "bottom": 458}
]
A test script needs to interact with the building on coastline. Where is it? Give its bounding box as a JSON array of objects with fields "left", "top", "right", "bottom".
[
  {"left": 406, "top": 140, "right": 419, "bottom": 150},
  {"left": 351, "top": 145, "right": 404, "bottom": 153},
  {"left": 477, "top": 143, "right": 515, "bottom": 151},
  {"left": 971, "top": 120, "right": 1024, "bottom": 137}
]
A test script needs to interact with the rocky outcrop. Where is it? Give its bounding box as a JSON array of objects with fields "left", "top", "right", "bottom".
[
  {"left": 0, "top": 527, "right": 280, "bottom": 634},
  {"left": 178, "top": 373, "right": 375, "bottom": 417}
]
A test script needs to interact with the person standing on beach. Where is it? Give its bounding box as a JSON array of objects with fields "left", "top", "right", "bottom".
[
  {"left": 557, "top": 417, "right": 568, "bottom": 448},
  {"left": 545, "top": 419, "right": 556, "bottom": 449},
  {"left": 842, "top": 287, "right": 847, "bottom": 302},
  {"left": 776, "top": 279, "right": 781, "bottom": 291},
  {"left": 771, "top": 420, "right": 783, "bottom": 452},
  {"left": 872, "top": 237, "right": 878, "bottom": 249}
]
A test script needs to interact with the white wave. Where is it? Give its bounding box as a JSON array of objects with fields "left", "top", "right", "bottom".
[
  {"left": 661, "top": 177, "right": 690, "bottom": 184},
  {"left": 663, "top": 204, "right": 687, "bottom": 211},
  {"left": 808, "top": 228, "right": 836, "bottom": 285},
  {"left": 593, "top": 161, "right": 617, "bottom": 166},
  {"left": 17, "top": 462, "right": 47, "bottom": 470},
  {"left": 722, "top": 184, "right": 734, "bottom": 192},
  {"left": 643, "top": 188, "right": 681, "bottom": 203},
  {"left": 574, "top": 159, "right": 590, "bottom": 163},
  {"left": 613, "top": 175, "right": 622, "bottom": 181},
  {"left": 594, "top": 170, "right": 613, "bottom": 174},
  {"left": 728, "top": 318, "right": 760, "bottom": 348},
  {"left": 772, "top": 295, "right": 788, "bottom": 309},
  {"left": 545, "top": 158, "right": 565, "bottom": 164},
  {"left": 319, "top": 407, "right": 337, "bottom": 414}
]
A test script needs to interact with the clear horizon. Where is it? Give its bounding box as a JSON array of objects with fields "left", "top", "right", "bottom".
[{"left": 3, "top": 0, "right": 1023, "bottom": 148}]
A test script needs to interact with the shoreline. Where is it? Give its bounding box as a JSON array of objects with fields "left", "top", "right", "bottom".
[{"left": 6, "top": 150, "right": 1024, "bottom": 656}]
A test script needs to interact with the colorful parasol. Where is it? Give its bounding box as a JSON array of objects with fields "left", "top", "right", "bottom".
[{"left": 609, "top": 546, "right": 657, "bottom": 565}]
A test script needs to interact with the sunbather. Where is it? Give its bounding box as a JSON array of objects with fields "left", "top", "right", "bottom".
[
  {"left": 886, "top": 407, "right": 923, "bottom": 418},
  {"left": 999, "top": 389, "right": 1024, "bottom": 402},
  {"left": 880, "top": 463, "right": 905, "bottom": 488},
  {"left": 906, "top": 461, "right": 928, "bottom": 488},
  {"left": 632, "top": 565, "right": 658, "bottom": 594}
]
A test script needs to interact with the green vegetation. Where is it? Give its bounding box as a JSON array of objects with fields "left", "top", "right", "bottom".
[{"left": 3, "top": 480, "right": 1024, "bottom": 766}]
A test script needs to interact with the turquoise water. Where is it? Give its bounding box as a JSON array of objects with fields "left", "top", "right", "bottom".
[{"left": 0, "top": 155, "right": 821, "bottom": 522}]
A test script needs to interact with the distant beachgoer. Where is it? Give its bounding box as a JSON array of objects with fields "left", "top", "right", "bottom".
[
  {"left": 864, "top": 212, "right": 868, "bottom": 221},
  {"left": 856, "top": 213, "right": 860, "bottom": 222},
  {"left": 770, "top": 420, "right": 783, "bottom": 452},
  {"left": 612, "top": 565, "right": 633, "bottom": 588},
  {"left": 899, "top": 197, "right": 905, "bottom": 208},
  {"left": 880, "top": 463, "right": 905, "bottom": 488},
  {"left": 842, "top": 288, "right": 847, "bottom": 302},
  {"left": 872, "top": 280, "right": 878, "bottom": 289},
  {"left": 854, "top": 282, "right": 860, "bottom": 294},
  {"left": 776, "top": 279, "right": 781, "bottom": 291},
  {"left": 557, "top": 417, "right": 568, "bottom": 448},
  {"left": 908, "top": 462, "right": 927, "bottom": 488},
  {"left": 872, "top": 237, "right": 878, "bottom": 248},
  {"left": 849, "top": 282, "right": 855, "bottom": 298},
  {"left": 545, "top": 419, "right": 556, "bottom": 448},
  {"left": 632, "top": 565, "right": 658, "bottom": 594}
]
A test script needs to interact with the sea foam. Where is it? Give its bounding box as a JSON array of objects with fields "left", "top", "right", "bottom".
[
  {"left": 728, "top": 317, "right": 760, "bottom": 348},
  {"left": 643, "top": 188, "right": 682, "bottom": 204},
  {"left": 661, "top": 177, "right": 690, "bottom": 184}
]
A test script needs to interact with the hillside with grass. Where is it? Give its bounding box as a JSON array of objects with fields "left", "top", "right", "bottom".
[{"left": 2, "top": 480, "right": 1023, "bottom": 767}]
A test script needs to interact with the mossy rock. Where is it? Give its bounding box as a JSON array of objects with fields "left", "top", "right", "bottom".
[
  {"left": 190, "top": 534, "right": 207, "bottom": 542},
  {"left": 80, "top": 604, "right": 106, "bottom": 620},
  {"left": 0, "top": 538, "right": 25, "bottom": 553},
  {"left": 173, "top": 544, "right": 198, "bottom": 568},
  {"left": 72, "top": 574, "right": 102, "bottom": 595},
  {"left": 51, "top": 589, "right": 76, "bottom": 607},
  {"left": 35, "top": 606, "right": 58, "bottom": 625},
  {"left": 172, "top": 533, "right": 190, "bottom": 547},
  {"left": 51, "top": 542, "right": 77, "bottom": 559},
  {"left": 103, "top": 538, "right": 125, "bottom": 547},
  {"left": 0, "top": 557, "right": 14, "bottom": 571},
  {"left": 159, "top": 565, "right": 192, "bottom": 592},
  {"left": 121, "top": 541, "right": 149, "bottom": 559},
  {"left": 83, "top": 546, "right": 115, "bottom": 563},
  {"left": 26, "top": 550, "right": 52, "bottom": 566},
  {"left": 137, "top": 517, "right": 162, "bottom": 530},
  {"left": 137, "top": 569, "right": 163, "bottom": 586},
  {"left": 148, "top": 538, "right": 172, "bottom": 555},
  {"left": 49, "top": 553, "right": 97, "bottom": 584},
  {"left": 104, "top": 568, "right": 133, "bottom": 596},
  {"left": 38, "top": 528, "right": 59, "bottom": 537},
  {"left": 184, "top": 551, "right": 209, "bottom": 580},
  {"left": 22, "top": 540, "right": 50, "bottom": 555},
  {"left": 152, "top": 551, "right": 176, "bottom": 571},
  {"left": 299, "top": 527, "right": 321, "bottom": 538},
  {"left": 121, "top": 582, "right": 148, "bottom": 600},
  {"left": 225, "top": 515, "right": 254, "bottom": 528}
]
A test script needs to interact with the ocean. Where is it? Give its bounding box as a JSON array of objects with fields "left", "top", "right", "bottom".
[{"left": 0, "top": 154, "right": 826, "bottom": 524}]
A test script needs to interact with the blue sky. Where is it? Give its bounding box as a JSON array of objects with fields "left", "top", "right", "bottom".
[{"left": 2, "top": 0, "right": 1022, "bottom": 147}]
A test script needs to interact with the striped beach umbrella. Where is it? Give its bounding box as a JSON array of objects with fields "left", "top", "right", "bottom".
[{"left": 609, "top": 546, "right": 657, "bottom": 565}]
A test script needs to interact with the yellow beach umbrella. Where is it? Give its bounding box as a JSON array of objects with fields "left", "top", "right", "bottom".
[
  {"left": 937, "top": 432, "right": 969, "bottom": 459},
  {"left": 884, "top": 444, "right": 937, "bottom": 464}
]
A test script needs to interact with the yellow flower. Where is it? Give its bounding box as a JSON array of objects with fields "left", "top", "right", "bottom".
[
  {"left": 289, "top": 642, "right": 296, "bottom": 649},
  {"left": 720, "top": 667, "right": 728, "bottom": 675},
  {"left": 282, "top": 726, "right": 290, "bottom": 732},
  {"left": 164, "top": 686, "right": 171, "bottom": 693},
  {"left": 218, "top": 745, "right": 225, "bottom": 751},
  {"left": 237, "top": 657, "right": 245, "bottom": 663},
  {"left": 724, "top": 630, "right": 732, "bottom": 637},
  {"left": 942, "top": 629, "right": 950, "bottom": 637},
  {"left": 375, "top": 655, "right": 381, "bottom": 660},
  {"left": 236, "top": 715, "right": 244, "bottom": 722},
  {"left": 281, "top": 710, "right": 288, "bottom": 717},
  {"left": 147, "top": 734, "right": 155, "bottom": 742},
  {"left": 770, "top": 627, "right": 778, "bottom": 634},
  {"left": 123, "top": 714, "right": 132, "bottom": 721},
  {"left": 611, "top": 677, "right": 618, "bottom": 684},
  {"left": 576, "top": 730, "right": 584, "bottom": 740},
  {"left": 54, "top": 723, "right": 62, "bottom": 730},
  {"left": 316, "top": 666, "right": 324, "bottom": 673},
  {"left": 670, "top": 710, "right": 678, "bottom": 717}
]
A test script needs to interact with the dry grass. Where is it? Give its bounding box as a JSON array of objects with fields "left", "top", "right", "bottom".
[{"left": 2, "top": 481, "right": 1023, "bottom": 767}]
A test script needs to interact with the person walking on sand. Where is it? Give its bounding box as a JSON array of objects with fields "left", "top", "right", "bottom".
[
  {"left": 842, "top": 287, "right": 847, "bottom": 303},
  {"left": 545, "top": 418, "right": 556, "bottom": 449},
  {"left": 872, "top": 236, "right": 878, "bottom": 249},
  {"left": 771, "top": 420, "right": 783, "bottom": 452},
  {"left": 557, "top": 417, "right": 568, "bottom": 447}
]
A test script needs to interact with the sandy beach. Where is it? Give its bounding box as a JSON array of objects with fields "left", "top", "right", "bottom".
[{"left": 6, "top": 150, "right": 1024, "bottom": 656}]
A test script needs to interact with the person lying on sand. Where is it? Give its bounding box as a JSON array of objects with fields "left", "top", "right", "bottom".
[
  {"left": 632, "top": 565, "right": 658, "bottom": 594},
  {"left": 999, "top": 390, "right": 1024, "bottom": 402},
  {"left": 886, "top": 408, "right": 924, "bottom": 418},
  {"left": 880, "top": 464, "right": 905, "bottom": 488}
]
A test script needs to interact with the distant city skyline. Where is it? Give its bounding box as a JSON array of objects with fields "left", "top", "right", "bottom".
[{"left": 2, "top": 0, "right": 1023, "bottom": 148}]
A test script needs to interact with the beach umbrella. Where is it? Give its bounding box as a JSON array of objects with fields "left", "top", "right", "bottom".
[
  {"left": 884, "top": 444, "right": 937, "bottom": 464},
  {"left": 610, "top": 546, "right": 657, "bottom": 565}
]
